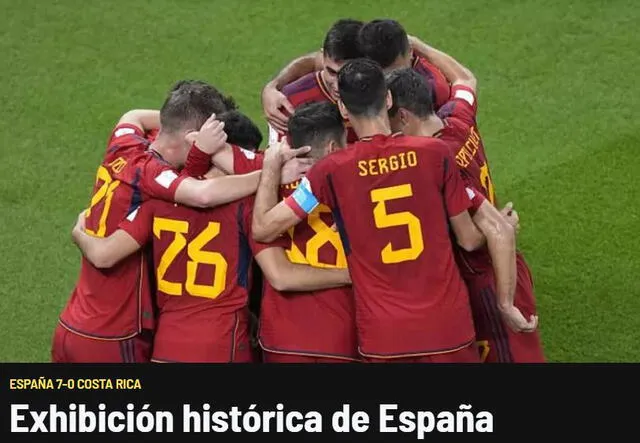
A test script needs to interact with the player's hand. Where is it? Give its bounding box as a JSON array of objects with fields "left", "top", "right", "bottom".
[
  {"left": 498, "top": 304, "right": 538, "bottom": 333},
  {"left": 281, "top": 156, "right": 315, "bottom": 184},
  {"left": 262, "top": 85, "right": 294, "bottom": 132},
  {"left": 500, "top": 202, "right": 520, "bottom": 233},
  {"left": 264, "top": 139, "right": 311, "bottom": 165},
  {"left": 186, "top": 114, "right": 227, "bottom": 155},
  {"left": 74, "top": 210, "right": 87, "bottom": 233}
]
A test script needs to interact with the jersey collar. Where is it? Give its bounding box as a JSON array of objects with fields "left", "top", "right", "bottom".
[{"left": 358, "top": 132, "right": 402, "bottom": 142}]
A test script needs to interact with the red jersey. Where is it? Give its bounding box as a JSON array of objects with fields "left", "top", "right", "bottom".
[
  {"left": 412, "top": 56, "right": 451, "bottom": 110},
  {"left": 119, "top": 195, "right": 256, "bottom": 361},
  {"left": 285, "top": 133, "right": 476, "bottom": 357},
  {"left": 258, "top": 180, "right": 357, "bottom": 360},
  {"left": 269, "top": 58, "right": 450, "bottom": 146},
  {"left": 436, "top": 85, "right": 497, "bottom": 275},
  {"left": 269, "top": 71, "right": 358, "bottom": 144},
  {"left": 59, "top": 123, "right": 188, "bottom": 340},
  {"left": 225, "top": 145, "right": 358, "bottom": 360}
]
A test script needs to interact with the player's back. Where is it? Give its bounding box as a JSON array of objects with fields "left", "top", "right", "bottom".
[
  {"left": 323, "top": 133, "right": 475, "bottom": 357},
  {"left": 437, "top": 87, "right": 496, "bottom": 206},
  {"left": 148, "top": 198, "right": 252, "bottom": 322},
  {"left": 142, "top": 197, "right": 254, "bottom": 361},
  {"left": 61, "top": 125, "right": 161, "bottom": 339},
  {"left": 258, "top": 181, "right": 357, "bottom": 360}
]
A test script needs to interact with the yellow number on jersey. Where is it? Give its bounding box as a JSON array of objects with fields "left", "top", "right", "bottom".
[
  {"left": 370, "top": 184, "right": 424, "bottom": 264},
  {"left": 84, "top": 165, "right": 121, "bottom": 237},
  {"left": 153, "top": 218, "right": 228, "bottom": 299},
  {"left": 476, "top": 340, "right": 490, "bottom": 363},
  {"left": 286, "top": 203, "right": 347, "bottom": 269},
  {"left": 479, "top": 162, "right": 496, "bottom": 205}
]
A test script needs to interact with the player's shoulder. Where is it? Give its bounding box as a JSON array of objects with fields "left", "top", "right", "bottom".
[
  {"left": 395, "top": 133, "right": 449, "bottom": 152},
  {"left": 438, "top": 87, "right": 477, "bottom": 117},
  {"left": 282, "top": 72, "right": 322, "bottom": 100},
  {"left": 317, "top": 143, "right": 356, "bottom": 169},
  {"left": 107, "top": 123, "right": 148, "bottom": 151},
  {"left": 412, "top": 56, "right": 438, "bottom": 76}
]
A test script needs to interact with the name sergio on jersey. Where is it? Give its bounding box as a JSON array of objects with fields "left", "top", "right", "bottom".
[
  {"left": 358, "top": 151, "right": 418, "bottom": 177},
  {"left": 454, "top": 126, "right": 481, "bottom": 169}
]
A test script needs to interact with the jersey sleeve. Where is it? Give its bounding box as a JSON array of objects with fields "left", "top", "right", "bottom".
[
  {"left": 283, "top": 160, "right": 331, "bottom": 219},
  {"left": 437, "top": 85, "right": 478, "bottom": 125},
  {"left": 117, "top": 201, "right": 155, "bottom": 245},
  {"left": 106, "top": 123, "right": 145, "bottom": 151},
  {"left": 232, "top": 144, "right": 264, "bottom": 174},
  {"left": 464, "top": 185, "right": 486, "bottom": 215},
  {"left": 443, "top": 152, "right": 473, "bottom": 218},
  {"left": 139, "top": 159, "right": 188, "bottom": 202},
  {"left": 183, "top": 143, "right": 212, "bottom": 178}
]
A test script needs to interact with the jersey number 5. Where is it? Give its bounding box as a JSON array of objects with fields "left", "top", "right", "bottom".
[
  {"left": 370, "top": 184, "right": 424, "bottom": 264},
  {"left": 153, "top": 218, "right": 228, "bottom": 299}
]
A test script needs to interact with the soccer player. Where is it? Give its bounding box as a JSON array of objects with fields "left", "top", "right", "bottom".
[
  {"left": 69, "top": 158, "right": 352, "bottom": 363},
  {"left": 357, "top": 19, "right": 450, "bottom": 110},
  {"left": 385, "top": 47, "right": 544, "bottom": 362},
  {"left": 53, "top": 81, "right": 310, "bottom": 363},
  {"left": 258, "top": 102, "right": 358, "bottom": 363},
  {"left": 252, "top": 58, "right": 486, "bottom": 363},
  {"left": 261, "top": 19, "right": 450, "bottom": 136},
  {"left": 386, "top": 68, "right": 538, "bottom": 340},
  {"left": 266, "top": 19, "right": 365, "bottom": 145}
]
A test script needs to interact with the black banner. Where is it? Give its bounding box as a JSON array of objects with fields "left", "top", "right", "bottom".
[{"left": 1, "top": 364, "right": 635, "bottom": 441}]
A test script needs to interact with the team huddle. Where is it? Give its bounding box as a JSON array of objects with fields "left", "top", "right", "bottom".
[{"left": 53, "top": 18, "right": 545, "bottom": 363}]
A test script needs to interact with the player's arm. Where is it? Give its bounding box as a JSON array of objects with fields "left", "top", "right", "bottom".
[
  {"left": 473, "top": 197, "right": 538, "bottom": 332},
  {"left": 254, "top": 247, "right": 351, "bottom": 292},
  {"left": 449, "top": 212, "right": 485, "bottom": 252},
  {"left": 183, "top": 114, "right": 313, "bottom": 180},
  {"left": 472, "top": 197, "right": 517, "bottom": 307},
  {"left": 262, "top": 51, "right": 323, "bottom": 131},
  {"left": 117, "top": 109, "right": 161, "bottom": 133},
  {"left": 407, "top": 36, "right": 476, "bottom": 91},
  {"left": 264, "top": 51, "right": 322, "bottom": 92},
  {"left": 251, "top": 145, "right": 307, "bottom": 242},
  {"left": 442, "top": 155, "right": 486, "bottom": 251},
  {"left": 174, "top": 172, "right": 262, "bottom": 209},
  {"left": 71, "top": 212, "right": 143, "bottom": 269}
]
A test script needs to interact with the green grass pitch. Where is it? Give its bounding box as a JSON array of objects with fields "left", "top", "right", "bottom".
[{"left": 1, "top": 0, "right": 638, "bottom": 362}]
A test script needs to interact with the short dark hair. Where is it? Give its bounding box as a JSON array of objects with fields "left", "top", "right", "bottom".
[
  {"left": 169, "top": 79, "right": 237, "bottom": 111},
  {"left": 337, "top": 58, "right": 387, "bottom": 117},
  {"left": 358, "top": 19, "right": 410, "bottom": 68},
  {"left": 218, "top": 110, "right": 263, "bottom": 151},
  {"left": 322, "top": 19, "right": 364, "bottom": 62},
  {"left": 386, "top": 68, "right": 434, "bottom": 118},
  {"left": 160, "top": 80, "right": 236, "bottom": 132},
  {"left": 287, "top": 102, "right": 345, "bottom": 157}
]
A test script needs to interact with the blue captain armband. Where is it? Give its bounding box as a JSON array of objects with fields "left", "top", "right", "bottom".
[{"left": 289, "top": 177, "right": 320, "bottom": 215}]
